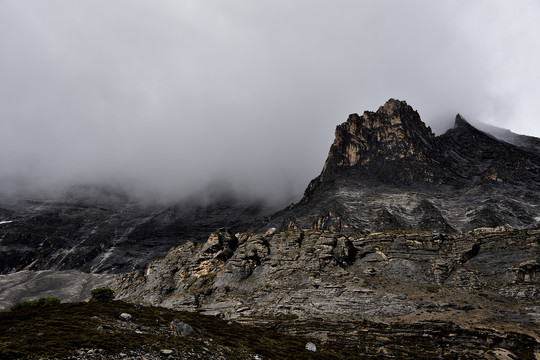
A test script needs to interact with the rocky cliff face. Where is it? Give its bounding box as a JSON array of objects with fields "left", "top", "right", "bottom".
[
  {"left": 260, "top": 99, "right": 540, "bottom": 234},
  {"left": 115, "top": 227, "right": 540, "bottom": 358},
  {"left": 309, "top": 99, "right": 438, "bottom": 189}
]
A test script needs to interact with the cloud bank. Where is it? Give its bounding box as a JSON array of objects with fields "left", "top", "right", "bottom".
[{"left": 1, "top": 1, "right": 539, "bottom": 203}]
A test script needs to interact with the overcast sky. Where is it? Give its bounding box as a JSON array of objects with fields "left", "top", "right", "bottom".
[{"left": 1, "top": 1, "right": 539, "bottom": 203}]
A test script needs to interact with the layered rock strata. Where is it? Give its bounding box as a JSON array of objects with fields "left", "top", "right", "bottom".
[{"left": 115, "top": 228, "right": 540, "bottom": 358}]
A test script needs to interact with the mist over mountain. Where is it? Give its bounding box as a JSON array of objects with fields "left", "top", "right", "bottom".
[
  {"left": 1, "top": 1, "right": 540, "bottom": 205},
  {"left": 2, "top": 99, "right": 539, "bottom": 358},
  {"left": 2, "top": 3, "right": 540, "bottom": 357},
  {"left": 2, "top": 98, "right": 539, "bottom": 276}
]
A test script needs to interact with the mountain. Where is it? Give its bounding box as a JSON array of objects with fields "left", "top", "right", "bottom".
[
  {"left": 260, "top": 99, "right": 540, "bottom": 234},
  {"left": 0, "top": 186, "right": 272, "bottom": 275},
  {"left": 110, "top": 101, "right": 540, "bottom": 357},
  {"left": 2, "top": 99, "right": 540, "bottom": 358},
  {"left": 2, "top": 99, "right": 538, "bottom": 278}
]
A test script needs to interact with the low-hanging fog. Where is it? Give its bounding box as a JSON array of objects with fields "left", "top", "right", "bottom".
[{"left": 1, "top": 1, "right": 539, "bottom": 205}]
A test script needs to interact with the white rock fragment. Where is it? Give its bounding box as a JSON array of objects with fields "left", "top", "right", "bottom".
[{"left": 119, "top": 312, "right": 132, "bottom": 321}]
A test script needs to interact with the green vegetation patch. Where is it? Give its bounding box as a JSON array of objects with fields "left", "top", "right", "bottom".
[
  {"left": 10, "top": 297, "right": 61, "bottom": 311},
  {"left": 199, "top": 272, "right": 217, "bottom": 281},
  {"left": 90, "top": 286, "right": 115, "bottom": 301}
]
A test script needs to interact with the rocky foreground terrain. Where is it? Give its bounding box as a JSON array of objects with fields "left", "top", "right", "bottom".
[
  {"left": 114, "top": 227, "right": 540, "bottom": 358},
  {"left": 1, "top": 299, "right": 354, "bottom": 359}
]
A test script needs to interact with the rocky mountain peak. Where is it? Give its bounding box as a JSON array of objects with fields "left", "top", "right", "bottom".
[
  {"left": 445, "top": 113, "right": 493, "bottom": 142},
  {"left": 267, "top": 100, "right": 540, "bottom": 234},
  {"left": 453, "top": 113, "right": 469, "bottom": 128},
  {"left": 376, "top": 98, "right": 420, "bottom": 120},
  {"left": 306, "top": 99, "right": 438, "bottom": 196},
  {"left": 331, "top": 99, "right": 434, "bottom": 167},
  {"left": 439, "top": 113, "right": 533, "bottom": 173}
]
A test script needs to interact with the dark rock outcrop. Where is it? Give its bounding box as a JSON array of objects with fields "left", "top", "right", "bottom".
[
  {"left": 169, "top": 319, "right": 194, "bottom": 337},
  {"left": 259, "top": 99, "right": 540, "bottom": 234}
]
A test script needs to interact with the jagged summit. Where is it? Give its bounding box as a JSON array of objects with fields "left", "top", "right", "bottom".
[
  {"left": 262, "top": 99, "right": 540, "bottom": 234},
  {"left": 313, "top": 99, "right": 540, "bottom": 189},
  {"left": 444, "top": 113, "right": 496, "bottom": 143},
  {"left": 306, "top": 99, "right": 441, "bottom": 198},
  {"left": 453, "top": 113, "right": 469, "bottom": 128}
]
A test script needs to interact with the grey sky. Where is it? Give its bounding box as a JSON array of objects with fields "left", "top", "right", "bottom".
[{"left": 1, "top": 1, "right": 539, "bottom": 203}]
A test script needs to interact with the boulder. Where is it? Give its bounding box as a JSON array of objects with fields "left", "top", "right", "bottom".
[
  {"left": 305, "top": 342, "right": 317, "bottom": 352},
  {"left": 119, "top": 312, "right": 132, "bottom": 321},
  {"left": 170, "top": 319, "right": 194, "bottom": 337}
]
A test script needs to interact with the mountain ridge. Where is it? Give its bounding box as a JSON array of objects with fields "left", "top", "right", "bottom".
[
  {"left": 259, "top": 99, "right": 540, "bottom": 234},
  {"left": 1, "top": 99, "right": 539, "bottom": 277}
]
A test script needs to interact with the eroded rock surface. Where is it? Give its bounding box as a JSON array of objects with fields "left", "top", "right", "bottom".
[{"left": 115, "top": 228, "right": 540, "bottom": 357}]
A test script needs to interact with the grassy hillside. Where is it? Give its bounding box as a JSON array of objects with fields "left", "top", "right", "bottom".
[{"left": 0, "top": 300, "right": 356, "bottom": 360}]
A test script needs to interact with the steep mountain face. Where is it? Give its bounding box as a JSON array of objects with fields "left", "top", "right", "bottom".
[
  {"left": 307, "top": 99, "right": 439, "bottom": 189},
  {"left": 260, "top": 99, "right": 540, "bottom": 234},
  {"left": 0, "top": 187, "right": 271, "bottom": 274},
  {"left": 1, "top": 99, "right": 539, "bottom": 277}
]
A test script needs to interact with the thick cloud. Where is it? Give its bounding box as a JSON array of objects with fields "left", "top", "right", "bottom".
[{"left": 1, "top": 1, "right": 539, "bottom": 203}]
